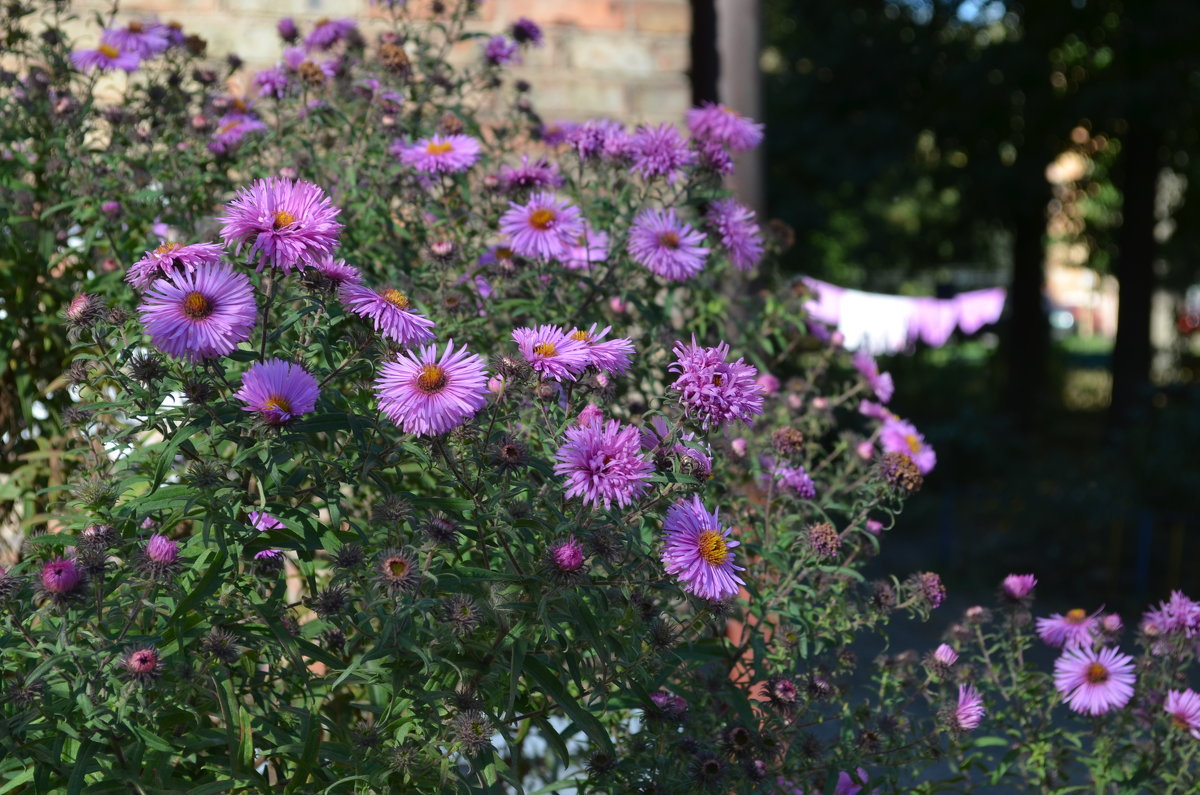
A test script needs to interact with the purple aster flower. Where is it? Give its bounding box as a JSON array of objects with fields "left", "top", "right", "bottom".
[
  {"left": 255, "top": 65, "right": 290, "bottom": 98},
  {"left": 248, "top": 510, "right": 285, "bottom": 562},
  {"left": 126, "top": 241, "right": 225, "bottom": 290},
  {"left": 568, "top": 324, "right": 635, "bottom": 375},
  {"left": 305, "top": 18, "right": 356, "bottom": 52},
  {"left": 852, "top": 351, "right": 895, "bottom": 403},
  {"left": 395, "top": 134, "right": 482, "bottom": 173},
  {"left": 541, "top": 121, "right": 578, "bottom": 146},
  {"left": 879, "top": 417, "right": 936, "bottom": 474},
  {"left": 627, "top": 208, "right": 709, "bottom": 281},
  {"left": 375, "top": 340, "right": 489, "bottom": 437},
  {"left": 208, "top": 116, "right": 268, "bottom": 156},
  {"left": 1143, "top": 591, "right": 1200, "bottom": 637},
  {"left": 138, "top": 262, "right": 256, "bottom": 361},
  {"left": 498, "top": 155, "right": 563, "bottom": 193},
  {"left": 631, "top": 124, "right": 696, "bottom": 183},
  {"left": 569, "top": 118, "right": 634, "bottom": 161},
  {"left": 140, "top": 534, "right": 182, "bottom": 579},
  {"left": 1054, "top": 646, "right": 1136, "bottom": 715},
  {"left": 340, "top": 283, "right": 436, "bottom": 345},
  {"left": 859, "top": 399, "right": 893, "bottom": 421},
  {"left": 916, "top": 571, "right": 947, "bottom": 609},
  {"left": 70, "top": 43, "right": 141, "bottom": 73},
  {"left": 548, "top": 536, "right": 585, "bottom": 572},
  {"left": 235, "top": 359, "right": 320, "bottom": 426},
  {"left": 277, "top": 17, "right": 298, "bottom": 43},
  {"left": 41, "top": 557, "right": 81, "bottom": 595},
  {"left": 512, "top": 324, "right": 591, "bottom": 381},
  {"left": 706, "top": 198, "right": 764, "bottom": 272},
  {"left": 952, "top": 684, "right": 985, "bottom": 731},
  {"left": 686, "top": 102, "right": 765, "bottom": 152},
  {"left": 499, "top": 192, "right": 585, "bottom": 260},
  {"left": 1165, "top": 690, "right": 1200, "bottom": 739},
  {"left": 775, "top": 465, "right": 816, "bottom": 499},
  {"left": 511, "top": 18, "right": 544, "bottom": 46},
  {"left": 312, "top": 256, "right": 361, "bottom": 286},
  {"left": 219, "top": 178, "right": 342, "bottom": 274},
  {"left": 1001, "top": 573, "right": 1038, "bottom": 604},
  {"left": 668, "top": 337, "right": 764, "bottom": 429},
  {"left": 578, "top": 404, "right": 604, "bottom": 426},
  {"left": 661, "top": 495, "right": 745, "bottom": 601},
  {"left": 484, "top": 35, "right": 519, "bottom": 65},
  {"left": 1037, "top": 608, "right": 1100, "bottom": 649},
  {"left": 554, "top": 419, "right": 654, "bottom": 510},
  {"left": 696, "top": 138, "right": 735, "bottom": 175},
  {"left": 101, "top": 21, "right": 170, "bottom": 58},
  {"left": 934, "top": 644, "right": 958, "bottom": 666},
  {"left": 561, "top": 225, "right": 608, "bottom": 271}
]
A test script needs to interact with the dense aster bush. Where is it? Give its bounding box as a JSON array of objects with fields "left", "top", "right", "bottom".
[{"left": 2, "top": 1, "right": 1199, "bottom": 793}]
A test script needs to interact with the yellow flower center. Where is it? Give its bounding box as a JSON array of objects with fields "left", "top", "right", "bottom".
[
  {"left": 529, "top": 209, "right": 555, "bottom": 230},
  {"left": 496, "top": 247, "right": 514, "bottom": 259},
  {"left": 382, "top": 288, "right": 410, "bottom": 310},
  {"left": 569, "top": 330, "right": 590, "bottom": 342},
  {"left": 128, "top": 22, "right": 143, "bottom": 33},
  {"left": 658, "top": 232, "right": 680, "bottom": 249},
  {"left": 905, "top": 434, "right": 921, "bottom": 454},
  {"left": 533, "top": 342, "right": 557, "bottom": 357},
  {"left": 262, "top": 395, "right": 292, "bottom": 418},
  {"left": 696, "top": 529, "right": 729, "bottom": 566},
  {"left": 1065, "top": 608, "right": 1087, "bottom": 624},
  {"left": 154, "top": 241, "right": 182, "bottom": 257},
  {"left": 273, "top": 210, "right": 296, "bottom": 229},
  {"left": 387, "top": 557, "right": 409, "bottom": 577},
  {"left": 1173, "top": 714, "right": 1192, "bottom": 731},
  {"left": 232, "top": 98, "right": 248, "bottom": 113},
  {"left": 182, "top": 291, "right": 212, "bottom": 319},
  {"left": 426, "top": 140, "right": 454, "bottom": 154},
  {"left": 712, "top": 374, "right": 723, "bottom": 386},
  {"left": 1084, "top": 662, "right": 1109, "bottom": 684},
  {"left": 99, "top": 44, "right": 120, "bottom": 59},
  {"left": 416, "top": 364, "right": 447, "bottom": 393}
]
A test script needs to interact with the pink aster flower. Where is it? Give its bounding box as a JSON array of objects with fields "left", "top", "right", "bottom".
[
  {"left": 498, "top": 155, "right": 563, "bottom": 193},
  {"left": 219, "top": 178, "right": 342, "bottom": 275},
  {"left": 561, "top": 225, "right": 609, "bottom": 271},
  {"left": 235, "top": 359, "right": 320, "bottom": 426},
  {"left": 374, "top": 340, "right": 489, "bottom": 437},
  {"left": 953, "top": 684, "right": 985, "bottom": 731},
  {"left": 630, "top": 123, "right": 696, "bottom": 183},
  {"left": 101, "top": 21, "right": 170, "bottom": 58},
  {"left": 627, "top": 208, "right": 709, "bottom": 281},
  {"left": 138, "top": 262, "right": 256, "bottom": 361},
  {"left": 498, "top": 192, "right": 585, "bottom": 260},
  {"left": 305, "top": 18, "right": 356, "bottom": 52},
  {"left": 396, "top": 134, "right": 482, "bottom": 173},
  {"left": 879, "top": 417, "right": 936, "bottom": 474},
  {"left": 126, "top": 241, "right": 225, "bottom": 290},
  {"left": 1054, "top": 645, "right": 1136, "bottom": 715},
  {"left": 121, "top": 646, "right": 163, "bottom": 684},
  {"left": 1037, "top": 608, "right": 1100, "bottom": 649},
  {"left": 569, "top": 118, "right": 634, "bottom": 160},
  {"left": 1165, "top": 690, "right": 1200, "bottom": 738},
  {"left": 1143, "top": 591, "right": 1200, "bottom": 638},
  {"left": 209, "top": 116, "right": 268, "bottom": 155},
  {"left": 255, "top": 65, "right": 290, "bottom": 98},
  {"left": 312, "top": 256, "right": 361, "bottom": 286},
  {"left": 340, "top": 283, "right": 436, "bottom": 345},
  {"left": 668, "top": 337, "right": 764, "bottom": 429},
  {"left": 774, "top": 465, "right": 816, "bottom": 499},
  {"left": 661, "top": 495, "right": 745, "bottom": 601},
  {"left": 554, "top": 419, "right": 654, "bottom": 510},
  {"left": 852, "top": 351, "right": 895, "bottom": 403},
  {"left": 686, "top": 102, "right": 765, "bottom": 152},
  {"left": 41, "top": 557, "right": 81, "bottom": 594},
  {"left": 70, "top": 43, "right": 141, "bottom": 73},
  {"left": 934, "top": 644, "right": 959, "bottom": 666},
  {"left": 568, "top": 324, "right": 635, "bottom": 375},
  {"left": 1001, "top": 573, "right": 1038, "bottom": 604},
  {"left": 145, "top": 534, "right": 178, "bottom": 564},
  {"left": 248, "top": 510, "right": 285, "bottom": 562},
  {"left": 859, "top": 400, "right": 893, "bottom": 421},
  {"left": 512, "top": 325, "right": 591, "bottom": 381}
]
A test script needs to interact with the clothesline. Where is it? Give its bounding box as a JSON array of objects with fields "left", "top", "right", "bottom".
[{"left": 802, "top": 277, "right": 1007, "bottom": 355}]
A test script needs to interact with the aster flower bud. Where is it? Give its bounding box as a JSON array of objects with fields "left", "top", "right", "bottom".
[
  {"left": 321, "top": 627, "right": 346, "bottom": 652},
  {"left": 965, "top": 605, "right": 991, "bottom": 624},
  {"left": 1000, "top": 573, "right": 1037, "bottom": 606},
  {"left": 451, "top": 711, "right": 493, "bottom": 755},
  {"left": 765, "top": 675, "right": 800, "bottom": 713},
  {"left": 200, "top": 627, "right": 240, "bottom": 664},
  {"left": 0, "top": 565, "right": 22, "bottom": 603},
  {"left": 120, "top": 646, "right": 163, "bottom": 685},
  {"left": 38, "top": 556, "right": 83, "bottom": 606},
  {"left": 330, "top": 543, "right": 366, "bottom": 571},
  {"left": 488, "top": 435, "right": 528, "bottom": 473},
  {"left": 372, "top": 495, "right": 412, "bottom": 524},
  {"left": 78, "top": 523, "right": 116, "bottom": 549},
  {"left": 771, "top": 426, "right": 805, "bottom": 455},
  {"left": 428, "top": 240, "right": 455, "bottom": 262},
  {"left": 647, "top": 617, "right": 678, "bottom": 650},
  {"left": 139, "top": 533, "right": 182, "bottom": 580},
  {"left": 441, "top": 594, "right": 481, "bottom": 636},
  {"left": 306, "top": 585, "right": 351, "bottom": 619},
  {"left": 128, "top": 352, "right": 167, "bottom": 385},
  {"left": 422, "top": 514, "right": 459, "bottom": 544},
  {"left": 910, "top": 571, "right": 946, "bottom": 610},
  {"left": 648, "top": 690, "right": 688, "bottom": 722},
  {"left": 546, "top": 535, "right": 586, "bottom": 583}
]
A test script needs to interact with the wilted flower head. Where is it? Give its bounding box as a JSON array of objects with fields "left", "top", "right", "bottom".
[
  {"left": 775, "top": 465, "right": 817, "bottom": 499},
  {"left": 1053, "top": 646, "right": 1136, "bottom": 715},
  {"left": 376, "top": 548, "right": 420, "bottom": 597},
  {"left": 219, "top": 178, "right": 342, "bottom": 274},
  {"left": 879, "top": 452, "right": 923, "bottom": 494},
  {"left": 806, "top": 521, "right": 840, "bottom": 560},
  {"left": 912, "top": 571, "right": 946, "bottom": 609},
  {"left": 200, "top": 628, "right": 241, "bottom": 664},
  {"left": 1001, "top": 573, "right": 1038, "bottom": 605}
]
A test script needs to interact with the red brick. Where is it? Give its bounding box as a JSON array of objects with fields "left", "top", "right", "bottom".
[
  {"left": 631, "top": 1, "right": 689, "bottom": 34},
  {"left": 505, "top": 0, "right": 626, "bottom": 30}
]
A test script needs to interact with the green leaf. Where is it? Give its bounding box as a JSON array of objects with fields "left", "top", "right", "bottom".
[{"left": 522, "top": 656, "right": 612, "bottom": 755}]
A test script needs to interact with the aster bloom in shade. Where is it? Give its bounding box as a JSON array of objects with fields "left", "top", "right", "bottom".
[
  {"left": 140, "top": 534, "right": 182, "bottom": 579},
  {"left": 628, "top": 208, "right": 709, "bottom": 281},
  {"left": 499, "top": 192, "right": 585, "bottom": 260},
  {"left": 498, "top": 155, "right": 563, "bottom": 193},
  {"left": 547, "top": 536, "right": 586, "bottom": 582},
  {"left": 219, "top": 178, "right": 342, "bottom": 274},
  {"left": 1165, "top": 690, "right": 1200, "bottom": 739},
  {"left": 235, "top": 359, "right": 320, "bottom": 426},
  {"left": 952, "top": 684, "right": 985, "bottom": 731},
  {"left": 305, "top": 18, "right": 356, "bottom": 51},
  {"left": 126, "top": 241, "right": 225, "bottom": 290},
  {"left": 568, "top": 324, "right": 635, "bottom": 375},
  {"left": 120, "top": 646, "right": 163, "bottom": 685},
  {"left": 375, "top": 340, "right": 489, "bottom": 437},
  {"left": 661, "top": 495, "right": 745, "bottom": 601},
  {"left": 102, "top": 21, "right": 170, "bottom": 58},
  {"left": 311, "top": 256, "right": 361, "bottom": 287},
  {"left": 1037, "top": 608, "right": 1100, "bottom": 649},
  {"left": 1143, "top": 590, "right": 1200, "bottom": 637},
  {"left": 209, "top": 116, "right": 268, "bottom": 155},
  {"left": 484, "top": 35, "right": 519, "bottom": 65},
  {"left": 562, "top": 225, "right": 609, "bottom": 270},
  {"left": 554, "top": 419, "right": 654, "bottom": 510},
  {"left": 879, "top": 417, "right": 936, "bottom": 474},
  {"left": 40, "top": 557, "right": 81, "bottom": 597},
  {"left": 70, "top": 43, "right": 141, "bottom": 73},
  {"left": 569, "top": 118, "right": 634, "bottom": 161},
  {"left": 340, "top": 283, "right": 436, "bottom": 345},
  {"left": 668, "top": 337, "right": 764, "bottom": 429},
  {"left": 852, "top": 351, "right": 895, "bottom": 403},
  {"left": 255, "top": 65, "right": 289, "bottom": 98},
  {"left": 706, "top": 198, "right": 765, "bottom": 271},
  {"left": 686, "top": 102, "right": 765, "bottom": 152},
  {"left": 511, "top": 17, "right": 544, "bottom": 46},
  {"left": 248, "top": 510, "right": 285, "bottom": 562},
  {"left": 376, "top": 548, "right": 420, "bottom": 597},
  {"left": 138, "top": 262, "right": 256, "bottom": 361},
  {"left": 1002, "top": 573, "right": 1038, "bottom": 604},
  {"left": 1054, "top": 646, "right": 1136, "bottom": 715},
  {"left": 774, "top": 465, "right": 816, "bottom": 499},
  {"left": 512, "top": 325, "right": 591, "bottom": 381},
  {"left": 631, "top": 123, "right": 697, "bottom": 183},
  {"left": 397, "top": 134, "right": 482, "bottom": 173}
]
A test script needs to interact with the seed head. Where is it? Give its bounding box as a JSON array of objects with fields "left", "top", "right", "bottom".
[
  {"left": 200, "top": 628, "right": 240, "bottom": 664},
  {"left": 307, "top": 584, "right": 351, "bottom": 619},
  {"left": 451, "top": 711, "right": 494, "bottom": 755},
  {"left": 805, "top": 521, "right": 841, "bottom": 560},
  {"left": 879, "top": 452, "right": 923, "bottom": 494},
  {"left": 376, "top": 548, "right": 420, "bottom": 597},
  {"left": 771, "top": 427, "right": 805, "bottom": 455}
]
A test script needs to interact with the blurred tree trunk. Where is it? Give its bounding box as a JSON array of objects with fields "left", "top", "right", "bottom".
[
  {"left": 1005, "top": 197, "right": 1050, "bottom": 431},
  {"left": 1109, "top": 124, "right": 1161, "bottom": 426}
]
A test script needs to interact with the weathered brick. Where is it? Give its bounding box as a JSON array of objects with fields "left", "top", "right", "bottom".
[
  {"left": 628, "top": 76, "right": 690, "bottom": 121},
  {"left": 630, "top": 2, "right": 690, "bottom": 34},
  {"left": 651, "top": 37, "right": 689, "bottom": 73},
  {"left": 565, "top": 33, "right": 655, "bottom": 74},
  {"left": 505, "top": 0, "right": 625, "bottom": 30},
  {"left": 530, "top": 75, "right": 628, "bottom": 117},
  {"left": 221, "top": 0, "right": 336, "bottom": 15}
]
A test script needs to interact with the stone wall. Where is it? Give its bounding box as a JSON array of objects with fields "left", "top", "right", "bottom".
[{"left": 70, "top": 0, "right": 693, "bottom": 125}]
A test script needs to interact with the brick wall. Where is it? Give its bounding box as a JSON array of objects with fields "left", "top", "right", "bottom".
[{"left": 71, "top": 0, "right": 692, "bottom": 126}]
